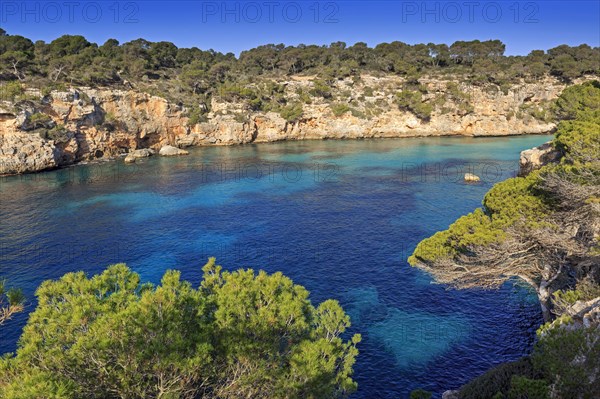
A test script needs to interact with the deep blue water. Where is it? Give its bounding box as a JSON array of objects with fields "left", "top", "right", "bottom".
[{"left": 0, "top": 135, "right": 549, "bottom": 398}]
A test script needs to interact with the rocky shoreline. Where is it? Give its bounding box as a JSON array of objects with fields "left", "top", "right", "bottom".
[{"left": 0, "top": 76, "right": 575, "bottom": 175}]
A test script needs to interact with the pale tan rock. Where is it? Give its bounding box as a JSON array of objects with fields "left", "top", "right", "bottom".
[
  {"left": 131, "top": 148, "right": 154, "bottom": 158},
  {"left": 0, "top": 129, "right": 56, "bottom": 174},
  {"left": 519, "top": 142, "right": 562, "bottom": 176},
  {"left": 464, "top": 173, "right": 481, "bottom": 182},
  {"left": 159, "top": 145, "right": 189, "bottom": 156}
]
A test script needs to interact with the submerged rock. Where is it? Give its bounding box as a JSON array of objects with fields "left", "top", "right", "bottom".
[{"left": 159, "top": 145, "right": 189, "bottom": 156}]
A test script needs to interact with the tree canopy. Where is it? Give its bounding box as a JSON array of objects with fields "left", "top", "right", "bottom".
[
  {"left": 0, "top": 259, "right": 361, "bottom": 399},
  {"left": 0, "top": 31, "right": 598, "bottom": 88}
]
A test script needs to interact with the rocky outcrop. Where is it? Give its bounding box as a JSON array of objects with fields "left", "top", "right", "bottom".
[
  {"left": 130, "top": 148, "right": 155, "bottom": 158},
  {"left": 464, "top": 173, "right": 481, "bottom": 182},
  {"left": 159, "top": 145, "right": 189, "bottom": 157},
  {"left": 0, "top": 76, "right": 584, "bottom": 175},
  {"left": 519, "top": 141, "right": 563, "bottom": 176},
  {"left": 442, "top": 390, "right": 459, "bottom": 399},
  {"left": 0, "top": 128, "right": 57, "bottom": 174},
  {"left": 558, "top": 297, "right": 600, "bottom": 331}
]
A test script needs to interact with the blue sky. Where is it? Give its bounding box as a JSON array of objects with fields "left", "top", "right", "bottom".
[{"left": 1, "top": 1, "right": 599, "bottom": 55}]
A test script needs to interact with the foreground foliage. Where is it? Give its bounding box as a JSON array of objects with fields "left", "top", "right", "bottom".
[{"left": 0, "top": 259, "right": 360, "bottom": 399}]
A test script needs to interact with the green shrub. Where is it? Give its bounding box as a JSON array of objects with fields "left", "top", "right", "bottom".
[
  {"left": 445, "top": 82, "right": 474, "bottom": 114},
  {"left": 409, "top": 208, "right": 506, "bottom": 265},
  {"left": 409, "top": 83, "right": 600, "bottom": 270},
  {"left": 78, "top": 91, "right": 91, "bottom": 104},
  {"left": 395, "top": 90, "right": 433, "bottom": 121},
  {"left": 0, "top": 280, "right": 24, "bottom": 327},
  {"left": 508, "top": 376, "right": 549, "bottom": 399},
  {"left": 519, "top": 102, "right": 553, "bottom": 123},
  {"left": 536, "top": 314, "right": 573, "bottom": 337},
  {"left": 27, "top": 113, "right": 53, "bottom": 129},
  {"left": 532, "top": 327, "right": 600, "bottom": 399},
  {"left": 310, "top": 79, "right": 333, "bottom": 99},
  {"left": 482, "top": 171, "right": 551, "bottom": 228},
  {"left": 331, "top": 103, "right": 350, "bottom": 117},
  {"left": 364, "top": 103, "right": 384, "bottom": 119},
  {"left": 459, "top": 358, "right": 538, "bottom": 399},
  {"left": 350, "top": 107, "right": 367, "bottom": 119},
  {"left": 218, "top": 83, "right": 257, "bottom": 102},
  {"left": 1, "top": 81, "right": 24, "bottom": 101},
  {"left": 41, "top": 86, "right": 53, "bottom": 97},
  {"left": 248, "top": 97, "right": 263, "bottom": 111},
  {"left": 499, "top": 82, "right": 512, "bottom": 95},
  {"left": 103, "top": 112, "right": 117, "bottom": 124},
  {"left": 39, "top": 125, "right": 71, "bottom": 144},
  {"left": 0, "top": 366, "right": 76, "bottom": 399},
  {"left": 279, "top": 103, "right": 303, "bottom": 122},
  {"left": 296, "top": 89, "right": 312, "bottom": 104},
  {"left": 233, "top": 112, "right": 247, "bottom": 123},
  {"left": 551, "top": 279, "right": 600, "bottom": 315},
  {"left": 553, "top": 80, "right": 600, "bottom": 120},
  {"left": 462, "top": 285, "right": 597, "bottom": 399},
  {"left": 553, "top": 109, "right": 600, "bottom": 162},
  {"left": 186, "top": 106, "right": 207, "bottom": 126},
  {"left": 410, "top": 388, "right": 432, "bottom": 399}
]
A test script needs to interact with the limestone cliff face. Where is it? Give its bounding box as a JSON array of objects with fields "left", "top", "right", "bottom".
[
  {"left": 0, "top": 76, "right": 579, "bottom": 175},
  {"left": 0, "top": 115, "right": 57, "bottom": 174}
]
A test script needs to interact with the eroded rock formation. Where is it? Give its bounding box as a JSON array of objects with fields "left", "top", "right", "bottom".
[{"left": 0, "top": 76, "right": 581, "bottom": 175}]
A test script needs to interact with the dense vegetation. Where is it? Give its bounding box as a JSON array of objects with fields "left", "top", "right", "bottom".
[
  {"left": 0, "top": 259, "right": 360, "bottom": 398},
  {"left": 2, "top": 30, "right": 598, "bottom": 87},
  {"left": 409, "top": 81, "right": 600, "bottom": 397},
  {"left": 1, "top": 29, "right": 598, "bottom": 122},
  {"left": 409, "top": 81, "right": 600, "bottom": 307},
  {"left": 458, "top": 309, "right": 599, "bottom": 399}
]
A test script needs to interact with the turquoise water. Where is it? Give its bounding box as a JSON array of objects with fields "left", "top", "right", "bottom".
[{"left": 0, "top": 135, "right": 550, "bottom": 397}]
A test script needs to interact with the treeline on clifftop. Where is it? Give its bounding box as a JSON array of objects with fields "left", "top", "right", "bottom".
[
  {"left": 1, "top": 28, "right": 598, "bottom": 104},
  {"left": 409, "top": 81, "right": 600, "bottom": 398},
  {"left": 0, "top": 259, "right": 361, "bottom": 399}
]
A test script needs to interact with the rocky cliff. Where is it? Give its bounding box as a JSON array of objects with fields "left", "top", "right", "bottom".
[
  {"left": 0, "top": 76, "right": 578, "bottom": 175},
  {"left": 518, "top": 141, "right": 563, "bottom": 176}
]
